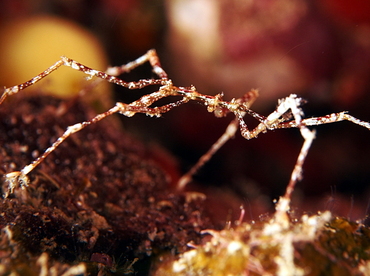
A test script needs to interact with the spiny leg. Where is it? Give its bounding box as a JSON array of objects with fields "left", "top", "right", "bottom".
[
  {"left": 3, "top": 90, "right": 188, "bottom": 197},
  {"left": 276, "top": 112, "right": 370, "bottom": 131},
  {"left": 177, "top": 118, "right": 240, "bottom": 190},
  {"left": 178, "top": 94, "right": 315, "bottom": 215},
  {"left": 4, "top": 104, "right": 121, "bottom": 197},
  {"left": 0, "top": 49, "right": 168, "bottom": 105},
  {"left": 80, "top": 49, "right": 169, "bottom": 99},
  {"left": 271, "top": 127, "right": 316, "bottom": 231},
  {"left": 177, "top": 89, "right": 259, "bottom": 190},
  {"left": 1, "top": 50, "right": 173, "bottom": 196},
  {"left": 1, "top": 51, "right": 181, "bottom": 196},
  {"left": 0, "top": 59, "right": 64, "bottom": 104},
  {"left": 198, "top": 94, "right": 370, "bottom": 213},
  {"left": 228, "top": 95, "right": 370, "bottom": 146},
  {"left": 235, "top": 94, "right": 316, "bottom": 211},
  {"left": 274, "top": 127, "right": 316, "bottom": 219},
  {"left": 63, "top": 49, "right": 169, "bottom": 89},
  {"left": 281, "top": 128, "right": 316, "bottom": 205},
  {"left": 265, "top": 95, "right": 317, "bottom": 223},
  {"left": 106, "top": 49, "right": 168, "bottom": 78},
  {"left": 237, "top": 94, "right": 316, "bottom": 207},
  {"left": 235, "top": 95, "right": 370, "bottom": 133},
  {"left": 234, "top": 94, "right": 304, "bottom": 140}
]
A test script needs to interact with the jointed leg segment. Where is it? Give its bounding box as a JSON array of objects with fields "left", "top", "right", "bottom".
[{"left": 0, "top": 50, "right": 168, "bottom": 105}]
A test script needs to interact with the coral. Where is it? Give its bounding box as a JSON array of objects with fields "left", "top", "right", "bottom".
[
  {"left": 0, "top": 94, "right": 214, "bottom": 275},
  {"left": 153, "top": 211, "right": 370, "bottom": 276}
]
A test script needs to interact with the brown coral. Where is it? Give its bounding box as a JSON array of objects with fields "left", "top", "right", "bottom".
[{"left": 0, "top": 94, "right": 214, "bottom": 275}]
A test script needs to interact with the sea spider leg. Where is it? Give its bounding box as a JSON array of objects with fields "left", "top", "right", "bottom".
[
  {"left": 178, "top": 93, "right": 370, "bottom": 189},
  {"left": 233, "top": 94, "right": 304, "bottom": 140},
  {"left": 275, "top": 112, "right": 370, "bottom": 130},
  {"left": 177, "top": 118, "right": 241, "bottom": 190},
  {"left": 177, "top": 91, "right": 370, "bottom": 197},
  {"left": 3, "top": 86, "right": 189, "bottom": 197},
  {"left": 177, "top": 89, "right": 259, "bottom": 190},
  {"left": 106, "top": 49, "right": 168, "bottom": 78},
  {"left": 0, "top": 49, "right": 167, "bottom": 105},
  {"left": 232, "top": 94, "right": 370, "bottom": 139},
  {"left": 275, "top": 127, "right": 316, "bottom": 215},
  {"left": 177, "top": 94, "right": 304, "bottom": 189},
  {"left": 3, "top": 104, "right": 122, "bottom": 197},
  {"left": 273, "top": 100, "right": 316, "bottom": 218},
  {"left": 0, "top": 50, "right": 180, "bottom": 196}
]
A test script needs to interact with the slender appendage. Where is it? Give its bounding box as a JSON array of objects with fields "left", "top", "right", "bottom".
[
  {"left": 177, "top": 89, "right": 259, "bottom": 189},
  {"left": 0, "top": 49, "right": 168, "bottom": 105},
  {"left": 3, "top": 90, "right": 190, "bottom": 196},
  {"left": 263, "top": 96, "right": 316, "bottom": 230},
  {"left": 106, "top": 49, "right": 168, "bottom": 78},
  {"left": 278, "top": 112, "right": 370, "bottom": 130},
  {"left": 177, "top": 118, "right": 240, "bottom": 190},
  {"left": 4, "top": 104, "right": 121, "bottom": 196},
  {"left": 0, "top": 59, "right": 64, "bottom": 105},
  {"left": 271, "top": 95, "right": 317, "bottom": 216},
  {"left": 1, "top": 50, "right": 370, "bottom": 200},
  {"left": 284, "top": 128, "right": 316, "bottom": 202},
  {"left": 272, "top": 127, "right": 316, "bottom": 231}
]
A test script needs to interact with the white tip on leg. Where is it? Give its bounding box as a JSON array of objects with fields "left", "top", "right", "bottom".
[{"left": 3, "top": 171, "right": 29, "bottom": 197}]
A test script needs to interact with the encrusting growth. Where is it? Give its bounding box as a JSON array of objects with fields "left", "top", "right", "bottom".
[{"left": 1, "top": 49, "right": 370, "bottom": 198}]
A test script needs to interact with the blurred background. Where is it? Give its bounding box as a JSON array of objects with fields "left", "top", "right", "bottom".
[{"left": 1, "top": 0, "right": 370, "bottom": 220}]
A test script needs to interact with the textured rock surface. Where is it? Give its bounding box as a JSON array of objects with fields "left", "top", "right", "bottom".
[{"left": 0, "top": 94, "right": 214, "bottom": 275}]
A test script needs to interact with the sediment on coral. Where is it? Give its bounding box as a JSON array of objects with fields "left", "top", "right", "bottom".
[{"left": 0, "top": 94, "right": 215, "bottom": 275}]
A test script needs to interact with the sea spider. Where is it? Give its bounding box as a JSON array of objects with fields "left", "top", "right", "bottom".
[{"left": 1, "top": 49, "right": 370, "bottom": 212}]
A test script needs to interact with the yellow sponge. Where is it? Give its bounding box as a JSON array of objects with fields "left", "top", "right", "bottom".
[{"left": 0, "top": 16, "right": 111, "bottom": 107}]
